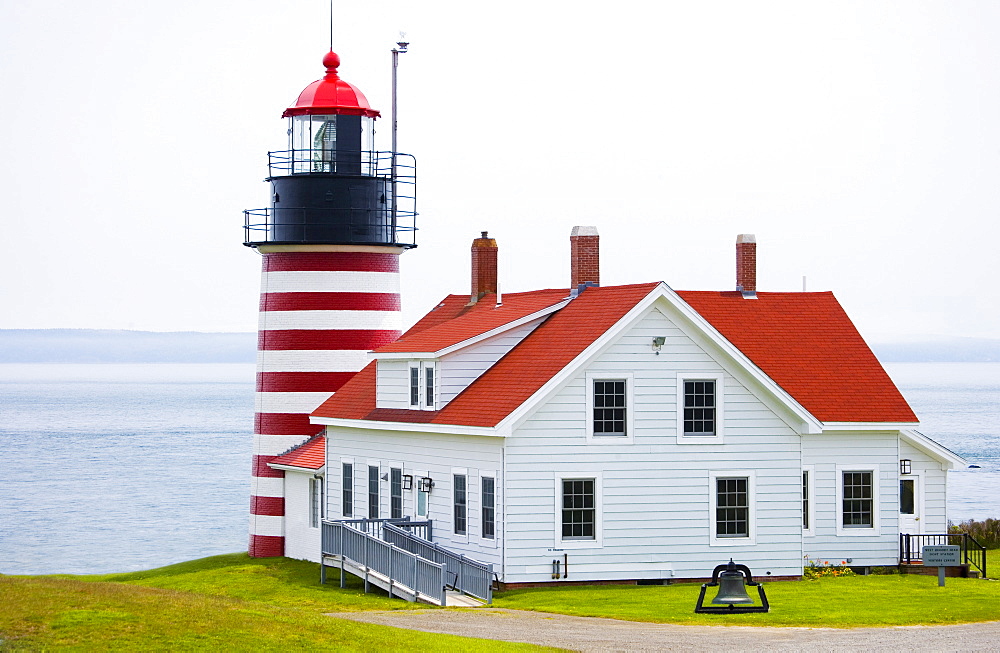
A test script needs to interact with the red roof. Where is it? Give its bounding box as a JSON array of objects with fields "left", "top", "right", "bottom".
[
  {"left": 282, "top": 51, "right": 380, "bottom": 119},
  {"left": 313, "top": 284, "right": 658, "bottom": 426},
  {"left": 377, "top": 289, "right": 569, "bottom": 354},
  {"left": 312, "top": 284, "right": 916, "bottom": 428},
  {"left": 269, "top": 435, "right": 326, "bottom": 470},
  {"left": 677, "top": 291, "right": 917, "bottom": 423}
]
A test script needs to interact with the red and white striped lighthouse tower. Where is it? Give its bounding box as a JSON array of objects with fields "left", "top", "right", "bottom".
[{"left": 243, "top": 50, "right": 416, "bottom": 557}]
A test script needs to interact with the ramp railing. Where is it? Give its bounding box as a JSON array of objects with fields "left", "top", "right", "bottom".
[{"left": 383, "top": 522, "right": 493, "bottom": 603}]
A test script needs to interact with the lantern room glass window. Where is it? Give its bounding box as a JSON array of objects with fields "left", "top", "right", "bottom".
[{"left": 288, "top": 114, "right": 374, "bottom": 174}]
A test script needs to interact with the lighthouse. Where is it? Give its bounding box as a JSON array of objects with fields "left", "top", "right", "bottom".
[{"left": 243, "top": 50, "right": 416, "bottom": 557}]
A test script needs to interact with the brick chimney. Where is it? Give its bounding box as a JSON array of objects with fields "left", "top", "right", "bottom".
[
  {"left": 736, "top": 233, "right": 757, "bottom": 294},
  {"left": 570, "top": 226, "right": 600, "bottom": 289},
  {"left": 470, "top": 231, "right": 498, "bottom": 302}
]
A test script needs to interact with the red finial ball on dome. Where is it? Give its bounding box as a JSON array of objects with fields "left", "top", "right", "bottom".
[{"left": 322, "top": 51, "right": 341, "bottom": 72}]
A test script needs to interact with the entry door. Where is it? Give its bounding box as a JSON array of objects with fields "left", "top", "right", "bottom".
[{"left": 899, "top": 476, "right": 921, "bottom": 534}]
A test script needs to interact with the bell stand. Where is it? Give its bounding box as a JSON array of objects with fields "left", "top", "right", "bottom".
[{"left": 694, "top": 559, "right": 771, "bottom": 614}]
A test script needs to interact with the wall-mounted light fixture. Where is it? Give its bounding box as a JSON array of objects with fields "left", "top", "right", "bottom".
[
  {"left": 652, "top": 336, "right": 666, "bottom": 354},
  {"left": 380, "top": 472, "right": 389, "bottom": 481},
  {"left": 402, "top": 474, "right": 414, "bottom": 491},
  {"left": 418, "top": 477, "right": 434, "bottom": 492},
  {"left": 900, "top": 459, "right": 912, "bottom": 475}
]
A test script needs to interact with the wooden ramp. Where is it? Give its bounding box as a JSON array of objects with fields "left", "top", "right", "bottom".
[{"left": 323, "top": 554, "right": 487, "bottom": 607}]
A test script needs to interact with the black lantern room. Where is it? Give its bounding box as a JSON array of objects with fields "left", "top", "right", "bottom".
[{"left": 244, "top": 51, "right": 416, "bottom": 248}]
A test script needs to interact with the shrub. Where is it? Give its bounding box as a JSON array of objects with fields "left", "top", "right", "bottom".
[{"left": 949, "top": 518, "right": 1000, "bottom": 549}]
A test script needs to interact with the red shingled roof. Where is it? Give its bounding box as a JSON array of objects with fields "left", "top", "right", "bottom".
[
  {"left": 269, "top": 435, "right": 326, "bottom": 470},
  {"left": 312, "top": 284, "right": 916, "bottom": 428},
  {"left": 377, "top": 289, "right": 569, "bottom": 353},
  {"left": 677, "top": 291, "right": 916, "bottom": 423}
]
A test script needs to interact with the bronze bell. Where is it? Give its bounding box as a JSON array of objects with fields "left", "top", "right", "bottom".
[{"left": 711, "top": 559, "right": 754, "bottom": 604}]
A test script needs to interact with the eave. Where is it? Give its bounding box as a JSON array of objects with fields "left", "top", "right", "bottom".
[
  {"left": 821, "top": 421, "right": 921, "bottom": 432},
  {"left": 267, "top": 463, "right": 326, "bottom": 474},
  {"left": 310, "top": 416, "right": 505, "bottom": 438},
  {"left": 900, "top": 429, "right": 966, "bottom": 469}
]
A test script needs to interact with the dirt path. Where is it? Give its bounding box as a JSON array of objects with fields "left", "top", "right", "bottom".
[{"left": 331, "top": 608, "right": 1000, "bottom": 651}]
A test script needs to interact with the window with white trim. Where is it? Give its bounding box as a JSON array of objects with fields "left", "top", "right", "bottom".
[
  {"left": 482, "top": 476, "right": 495, "bottom": 540},
  {"left": 341, "top": 462, "right": 353, "bottom": 518},
  {"left": 836, "top": 465, "right": 880, "bottom": 535},
  {"left": 408, "top": 361, "right": 437, "bottom": 410},
  {"left": 677, "top": 373, "right": 725, "bottom": 443},
  {"left": 453, "top": 473, "right": 467, "bottom": 535},
  {"left": 709, "top": 470, "right": 756, "bottom": 545},
  {"left": 842, "top": 471, "right": 873, "bottom": 527},
  {"left": 368, "top": 465, "right": 379, "bottom": 519},
  {"left": 390, "top": 467, "right": 403, "bottom": 519},
  {"left": 802, "top": 465, "right": 815, "bottom": 537},
  {"left": 561, "top": 478, "right": 596, "bottom": 540},
  {"left": 585, "top": 373, "right": 633, "bottom": 442},
  {"left": 309, "top": 476, "right": 324, "bottom": 528},
  {"left": 416, "top": 478, "right": 428, "bottom": 518}
]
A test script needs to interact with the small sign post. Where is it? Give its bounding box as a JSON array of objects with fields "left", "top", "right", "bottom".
[{"left": 923, "top": 545, "right": 961, "bottom": 587}]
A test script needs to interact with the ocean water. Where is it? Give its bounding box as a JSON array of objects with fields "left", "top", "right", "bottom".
[{"left": 0, "top": 362, "right": 997, "bottom": 576}]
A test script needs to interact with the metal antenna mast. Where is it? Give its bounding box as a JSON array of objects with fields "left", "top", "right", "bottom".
[{"left": 391, "top": 34, "right": 408, "bottom": 232}]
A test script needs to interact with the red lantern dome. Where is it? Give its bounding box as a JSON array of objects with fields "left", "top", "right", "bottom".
[{"left": 282, "top": 51, "right": 381, "bottom": 118}]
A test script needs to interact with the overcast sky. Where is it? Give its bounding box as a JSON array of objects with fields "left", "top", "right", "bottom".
[{"left": 1, "top": 1, "right": 997, "bottom": 341}]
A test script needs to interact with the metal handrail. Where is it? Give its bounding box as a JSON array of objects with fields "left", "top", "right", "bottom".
[
  {"left": 382, "top": 522, "right": 493, "bottom": 604},
  {"left": 321, "top": 520, "right": 446, "bottom": 605},
  {"left": 899, "top": 532, "right": 987, "bottom": 578}
]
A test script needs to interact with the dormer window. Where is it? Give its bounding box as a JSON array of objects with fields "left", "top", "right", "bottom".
[{"left": 408, "top": 361, "right": 437, "bottom": 410}]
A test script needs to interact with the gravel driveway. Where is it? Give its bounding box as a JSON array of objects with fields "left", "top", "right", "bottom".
[{"left": 332, "top": 608, "right": 1000, "bottom": 651}]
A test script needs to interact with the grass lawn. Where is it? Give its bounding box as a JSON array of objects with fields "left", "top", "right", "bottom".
[
  {"left": 0, "top": 554, "right": 552, "bottom": 651},
  {"left": 494, "top": 553, "right": 1000, "bottom": 627}
]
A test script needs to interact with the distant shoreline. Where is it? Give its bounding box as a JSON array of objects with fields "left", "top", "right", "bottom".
[{"left": 1, "top": 328, "right": 999, "bottom": 364}]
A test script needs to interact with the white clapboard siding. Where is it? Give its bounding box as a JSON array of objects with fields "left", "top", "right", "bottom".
[
  {"left": 325, "top": 426, "right": 505, "bottom": 566},
  {"left": 502, "top": 306, "right": 805, "bottom": 583},
  {"left": 438, "top": 317, "right": 548, "bottom": 404},
  {"left": 376, "top": 359, "right": 411, "bottom": 409},
  {"left": 900, "top": 439, "right": 949, "bottom": 533},
  {"left": 801, "top": 430, "right": 900, "bottom": 566},
  {"left": 283, "top": 471, "right": 322, "bottom": 563}
]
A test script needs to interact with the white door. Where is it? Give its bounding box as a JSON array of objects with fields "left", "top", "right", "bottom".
[{"left": 899, "top": 476, "right": 921, "bottom": 534}]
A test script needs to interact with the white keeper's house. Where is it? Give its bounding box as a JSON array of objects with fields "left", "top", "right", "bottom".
[{"left": 269, "top": 228, "right": 964, "bottom": 584}]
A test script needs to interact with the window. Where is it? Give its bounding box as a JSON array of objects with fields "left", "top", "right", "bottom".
[
  {"left": 836, "top": 465, "right": 880, "bottom": 535},
  {"left": 842, "top": 471, "right": 873, "bottom": 528},
  {"left": 482, "top": 476, "right": 495, "bottom": 539},
  {"left": 585, "top": 373, "right": 633, "bottom": 442},
  {"left": 416, "top": 480, "right": 428, "bottom": 518},
  {"left": 716, "top": 477, "right": 748, "bottom": 537},
  {"left": 309, "top": 477, "right": 324, "bottom": 528},
  {"left": 802, "top": 471, "right": 810, "bottom": 530},
  {"left": 677, "top": 373, "right": 725, "bottom": 443},
  {"left": 368, "top": 465, "right": 379, "bottom": 519},
  {"left": 409, "top": 366, "right": 419, "bottom": 406},
  {"left": 709, "top": 470, "right": 756, "bottom": 545},
  {"left": 561, "top": 478, "right": 595, "bottom": 540},
  {"left": 802, "top": 465, "right": 815, "bottom": 537},
  {"left": 341, "top": 462, "right": 353, "bottom": 517},
  {"left": 453, "top": 474, "right": 467, "bottom": 535},
  {"left": 684, "top": 380, "right": 716, "bottom": 435},
  {"left": 593, "top": 380, "right": 626, "bottom": 435},
  {"left": 390, "top": 467, "right": 403, "bottom": 519},
  {"left": 900, "top": 479, "right": 915, "bottom": 516},
  {"left": 408, "top": 361, "right": 437, "bottom": 410}
]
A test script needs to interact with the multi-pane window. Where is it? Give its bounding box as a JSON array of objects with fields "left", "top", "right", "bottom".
[
  {"left": 684, "top": 380, "right": 716, "bottom": 435},
  {"left": 593, "top": 380, "right": 626, "bottom": 435},
  {"left": 368, "top": 465, "right": 380, "bottom": 519},
  {"left": 453, "top": 474, "right": 467, "bottom": 535},
  {"left": 802, "top": 471, "right": 810, "bottom": 530},
  {"left": 310, "top": 477, "right": 324, "bottom": 528},
  {"left": 409, "top": 366, "right": 420, "bottom": 406},
  {"left": 425, "top": 365, "right": 435, "bottom": 408},
  {"left": 842, "top": 471, "right": 873, "bottom": 527},
  {"left": 482, "top": 477, "right": 495, "bottom": 539},
  {"left": 900, "top": 479, "right": 915, "bottom": 516},
  {"left": 562, "top": 479, "right": 596, "bottom": 540},
  {"left": 390, "top": 468, "right": 403, "bottom": 519},
  {"left": 342, "top": 463, "right": 353, "bottom": 517},
  {"left": 716, "top": 477, "right": 749, "bottom": 538}
]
